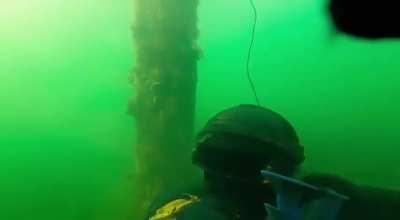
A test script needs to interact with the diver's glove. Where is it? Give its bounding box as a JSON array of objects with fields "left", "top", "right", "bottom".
[{"left": 261, "top": 170, "right": 349, "bottom": 220}]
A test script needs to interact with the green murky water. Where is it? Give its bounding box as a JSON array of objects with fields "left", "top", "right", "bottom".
[{"left": 1, "top": 0, "right": 399, "bottom": 219}]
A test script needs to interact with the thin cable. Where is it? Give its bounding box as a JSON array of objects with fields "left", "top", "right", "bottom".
[{"left": 246, "top": 0, "right": 261, "bottom": 106}]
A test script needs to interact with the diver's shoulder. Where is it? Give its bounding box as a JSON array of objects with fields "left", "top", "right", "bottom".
[
  {"left": 145, "top": 185, "right": 202, "bottom": 219},
  {"left": 147, "top": 190, "right": 229, "bottom": 220},
  {"left": 148, "top": 193, "right": 201, "bottom": 220}
]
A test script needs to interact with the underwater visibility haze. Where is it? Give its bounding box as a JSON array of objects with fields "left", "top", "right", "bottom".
[{"left": 0, "top": 0, "right": 399, "bottom": 219}]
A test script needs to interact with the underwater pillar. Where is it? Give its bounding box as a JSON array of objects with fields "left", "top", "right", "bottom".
[{"left": 130, "top": 0, "right": 200, "bottom": 218}]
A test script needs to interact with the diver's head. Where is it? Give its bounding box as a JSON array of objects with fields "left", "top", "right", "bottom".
[{"left": 192, "top": 105, "right": 305, "bottom": 180}]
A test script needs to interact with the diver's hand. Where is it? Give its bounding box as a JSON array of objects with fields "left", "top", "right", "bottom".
[{"left": 273, "top": 187, "right": 347, "bottom": 220}]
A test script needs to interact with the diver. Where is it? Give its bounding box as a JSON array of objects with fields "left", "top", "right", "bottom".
[
  {"left": 146, "top": 104, "right": 316, "bottom": 220},
  {"left": 146, "top": 104, "right": 400, "bottom": 220}
]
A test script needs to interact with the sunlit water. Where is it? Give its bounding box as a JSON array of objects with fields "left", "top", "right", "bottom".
[{"left": 1, "top": 0, "right": 399, "bottom": 219}]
